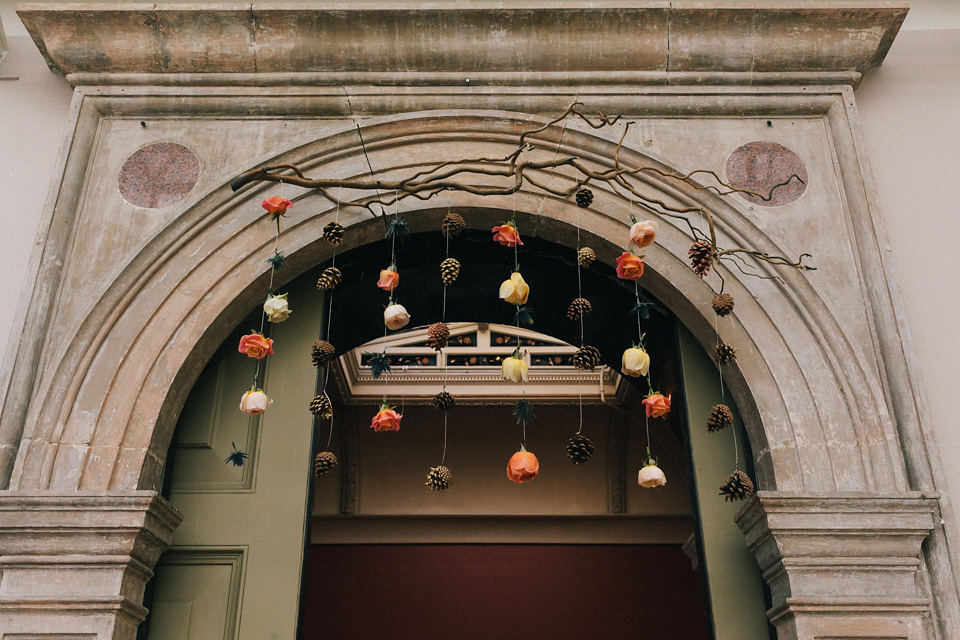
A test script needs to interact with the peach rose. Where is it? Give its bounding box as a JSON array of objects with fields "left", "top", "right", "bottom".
[
  {"left": 630, "top": 220, "right": 659, "bottom": 249},
  {"left": 507, "top": 449, "right": 540, "bottom": 484},
  {"left": 616, "top": 252, "right": 645, "bottom": 280},
  {"left": 384, "top": 303, "right": 411, "bottom": 330},
  {"left": 377, "top": 268, "right": 400, "bottom": 292},
  {"left": 492, "top": 223, "right": 523, "bottom": 247},
  {"left": 371, "top": 406, "right": 402, "bottom": 432},
  {"left": 643, "top": 393, "right": 672, "bottom": 419},
  {"left": 261, "top": 195, "right": 293, "bottom": 216},
  {"left": 238, "top": 333, "right": 274, "bottom": 359},
  {"left": 239, "top": 389, "right": 272, "bottom": 415},
  {"left": 638, "top": 463, "right": 667, "bottom": 488},
  {"left": 498, "top": 271, "right": 530, "bottom": 305}
]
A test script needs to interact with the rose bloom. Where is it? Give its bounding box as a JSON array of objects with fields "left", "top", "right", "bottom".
[
  {"left": 643, "top": 393, "right": 672, "bottom": 419},
  {"left": 638, "top": 463, "right": 667, "bottom": 488},
  {"left": 239, "top": 389, "right": 272, "bottom": 415},
  {"left": 377, "top": 268, "right": 400, "bottom": 292},
  {"left": 507, "top": 450, "right": 540, "bottom": 484},
  {"left": 263, "top": 294, "right": 291, "bottom": 323},
  {"left": 630, "top": 220, "right": 659, "bottom": 249},
  {"left": 501, "top": 356, "right": 529, "bottom": 383},
  {"left": 371, "top": 407, "right": 402, "bottom": 432},
  {"left": 616, "top": 251, "right": 645, "bottom": 280},
  {"left": 238, "top": 333, "right": 274, "bottom": 359},
  {"left": 498, "top": 271, "right": 530, "bottom": 305},
  {"left": 622, "top": 347, "right": 650, "bottom": 377},
  {"left": 492, "top": 223, "right": 523, "bottom": 247},
  {"left": 384, "top": 303, "right": 411, "bottom": 330},
  {"left": 261, "top": 195, "right": 293, "bottom": 216}
]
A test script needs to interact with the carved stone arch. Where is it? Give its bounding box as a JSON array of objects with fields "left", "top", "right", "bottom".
[{"left": 9, "top": 110, "right": 905, "bottom": 500}]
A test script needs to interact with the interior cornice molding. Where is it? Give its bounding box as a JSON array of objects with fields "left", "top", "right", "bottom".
[{"left": 18, "top": 2, "right": 908, "bottom": 87}]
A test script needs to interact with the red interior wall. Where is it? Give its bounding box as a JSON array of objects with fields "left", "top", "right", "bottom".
[{"left": 302, "top": 544, "right": 710, "bottom": 639}]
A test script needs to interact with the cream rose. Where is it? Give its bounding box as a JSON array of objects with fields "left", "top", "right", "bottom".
[
  {"left": 239, "top": 389, "right": 272, "bottom": 415},
  {"left": 501, "top": 356, "right": 529, "bottom": 383},
  {"left": 263, "top": 293, "right": 291, "bottom": 323},
  {"left": 638, "top": 463, "right": 666, "bottom": 488},
  {"left": 630, "top": 220, "right": 659, "bottom": 249},
  {"left": 622, "top": 347, "right": 650, "bottom": 377},
  {"left": 498, "top": 271, "right": 530, "bottom": 305},
  {"left": 384, "top": 303, "right": 411, "bottom": 330}
]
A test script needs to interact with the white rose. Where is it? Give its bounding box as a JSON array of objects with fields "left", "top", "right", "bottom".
[
  {"left": 638, "top": 464, "right": 666, "bottom": 488},
  {"left": 263, "top": 293, "right": 291, "bottom": 323},
  {"left": 239, "top": 389, "right": 272, "bottom": 415},
  {"left": 384, "top": 303, "right": 411, "bottom": 330}
]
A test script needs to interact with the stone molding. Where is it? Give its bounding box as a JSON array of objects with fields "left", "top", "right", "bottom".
[
  {"left": 17, "top": 3, "right": 908, "bottom": 87},
  {"left": 0, "top": 491, "right": 181, "bottom": 635},
  {"left": 736, "top": 492, "right": 939, "bottom": 639}
]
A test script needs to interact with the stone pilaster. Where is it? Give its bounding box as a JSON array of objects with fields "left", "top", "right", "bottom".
[
  {"left": 736, "top": 492, "right": 938, "bottom": 640},
  {"left": 0, "top": 491, "right": 181, "bottom": 639}
]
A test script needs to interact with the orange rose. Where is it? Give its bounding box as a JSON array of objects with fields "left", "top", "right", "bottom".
[
  {"left": 377, "top": 268, "right": 399, "bottom": 292},
  {"left": 630, "top": 220, "right": 659, "bottom": 249},
  {"left": 492, "top": 224, "right": 523, "bottom": 247},
  {"left": 261, "top": 195, "right": 293, "bottom": 216},
  {"left": 506, "top": 449, "right": 540, "bottom": 484},
  {"left": 238, "top": 333, "right": 274, "bottom": 360},
  {"left": 643, "top": 393, "right": 671, "bottom": 419},
  {"left": 370, "top": 406, "right": 402, "bottom": 432},
  {"left": 616, "top": 252, "right": 645, "bottom": 280}
]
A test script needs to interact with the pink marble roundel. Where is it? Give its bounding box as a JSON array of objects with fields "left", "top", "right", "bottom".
[
  {"left": 119, "top": 143, "right": 200, "bottom": 208},
  {"left": 725, "top": 141, "right": 808, "bottom": 207}
]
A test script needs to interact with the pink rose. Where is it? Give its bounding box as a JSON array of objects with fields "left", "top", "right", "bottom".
[
  {"left": 238, "top": 333, "right": 274, "bottom": 360},
  {"left": 492, "top": 224, "right": 523, "bottom": 247},
  {"left": 616, "top": 252, "right": 645, "bottom": 280},
  {"left": 261, "top": 196, "right": 292, "bottom": 216},
  {"left": 630, "top": 220, "right": 659, "bottom": 249}
]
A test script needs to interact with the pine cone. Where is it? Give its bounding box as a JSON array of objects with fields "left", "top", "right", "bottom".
[
  {"left": 575, "top": 187, "right": 594, "bottom": 208},
  {"left": 322, "top": 222, "right": 344, "bottom": 246},
  {"left": 689, "top": 241, "right": 715, "bottom": 277},
  {"left": 440, "top": 258, "right": 461, "bottom": 286},
  {"left": 309, "top": 394, "right": 333, "bottom": 419},
  {"left": 314, "top": 451, "right": 338, "bottom": 477},
  {"left": 567, "top": 297, "right": 593, "bottom": 321},
  {"left": 577, "top": 247, "right": 597, "bottom": 268},
  {"left": 426, "top": 465, "right": 452, "bottom": 491},
  {"left": 572, "top": 345, "right": 602, "bottom": 371},
  {"left": 566, "top": 434, "right": 595, "bottom": 465},
  {"left": 712, "top": 293, "right": 735, "bottom": 317},
  {"left": 427, "top": 322, "right": 450, "bottom": 351},
  {"left": 715, "top": 342, "right": 738, "bottom": 366},
  {"left": 311, "top": 340, "right": 336, "bottom": 366},
  {"left": 316, "top": 266, "right": 342, "bottom": 290},
  {"left": 707, "top": 403, "right": 734, "bottom": 433},
  {"left": 433, "top": 391, "right": 455, "bottom": 411},
  {"left": 719, "top": 470, "right": 755, "bottom": 502},
  {"left": 441, "top": 213, "right": 465, "bottom": 237}
]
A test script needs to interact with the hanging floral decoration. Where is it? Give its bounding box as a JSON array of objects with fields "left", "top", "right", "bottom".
[
  {"left": 501, "top": 348, "right": 529, "bottom": 384},
  {"left": 643, "top": 392, "right": 672, "bottom": 419},
  {"left": 224, "top": 442, "right": 250, "bottom": 467},
  {"left": 371, "top": 402, "right": 403, "bottom": 432},
  {"left": 507, "top": 446, "right": 540, "bottom": 484},
  {"left": 638, "top": 450, "right": 667, "bottom": 488},
  {"left": 239, "top": 389, "right": 272, "bottom": 415}
]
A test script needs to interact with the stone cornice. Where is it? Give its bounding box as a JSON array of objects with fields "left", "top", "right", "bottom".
[{"left": 17, "top": 2, "right": 908, "bottom": 87}]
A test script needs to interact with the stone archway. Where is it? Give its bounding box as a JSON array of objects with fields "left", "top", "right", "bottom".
[{"left": 0, "top": 5, "right": 954, "bottom": 640}]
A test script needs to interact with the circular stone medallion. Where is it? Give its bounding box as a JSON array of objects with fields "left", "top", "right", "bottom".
[
  {"left": 119, "top": 142, "right": 200, "bottom": 208},
  {"left": 725, "top": 141, "right": 808, "bottom": 207}
]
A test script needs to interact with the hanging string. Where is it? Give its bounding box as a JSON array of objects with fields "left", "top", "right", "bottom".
[
  {"left": 441, "top": 412, "right": 448, "bottom": 464},
  {"left": 321, "top": 188, "right": 343, "bottom": 452},
  {"left": 252, "top": 193, "right": 284, "bottom": 390}
]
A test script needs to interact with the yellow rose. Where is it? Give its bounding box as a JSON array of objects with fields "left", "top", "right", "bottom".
[
  {"left": 498, "top": 272, "right": 530, "bottom": 305},
  {"left": 622, "top": 347, "right": 650, "bottom": 377},
  {"left": 501, "top": 356, "right": 529, "bottom": 383}
]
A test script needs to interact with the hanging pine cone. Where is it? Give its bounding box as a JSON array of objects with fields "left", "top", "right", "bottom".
[
  {"left": 316, "top": 266, "right": 342, "bottom": 290},
  {"left": 689, "top": 241, "right": 715, "bottom": 277},
  {"left": 309, "top": 394, "right": 333, "bottom": 419},
  {"left": 707, "top": 403, "right": 734, "bottom": 433},
  {"left": 572, "top": 345, "right": 602, "bottom": 371},
  {"left": 441, "top": 212, "right": 466, "bottom": 237},
  {"left": 575, "top": 187, "right": 594, "bottom": 208},
  {"left": 567, "top": 297, "right": 593, "bottom": 321},
  {"left": 715, "top": 342, "right": 738, "bottom": 366},
  {"left": 577, "top": 247, "right": 596, "bottom": 268},
  {"left": 427, "top": 322, "right": 450, "bottom": 351},
  {"left": 311, "top": 340, "right": 336, "bottom": 367},
  {"left": 719, "top": 470, "right": 755, "bottom": 502},
  {"left": 712, "top": 293, "right": 735, "bottom": 317},
  {"left": 322, "top": 221, "right": 345, "bottom": 246},
  {"left": 440, "top": 257, "right": 461, "bottom": 286},
  {"left": 426, "top": 465, "right": 452, "bottom": 491},
  {"left": 566, "top": 434, "right": 595, "bottom": 465},
  {"left": 314, "top": 451, "right": 339, "bottom": 477},
  {"left": 433, "top": 391, "right": 455, "bottom": 411}
]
